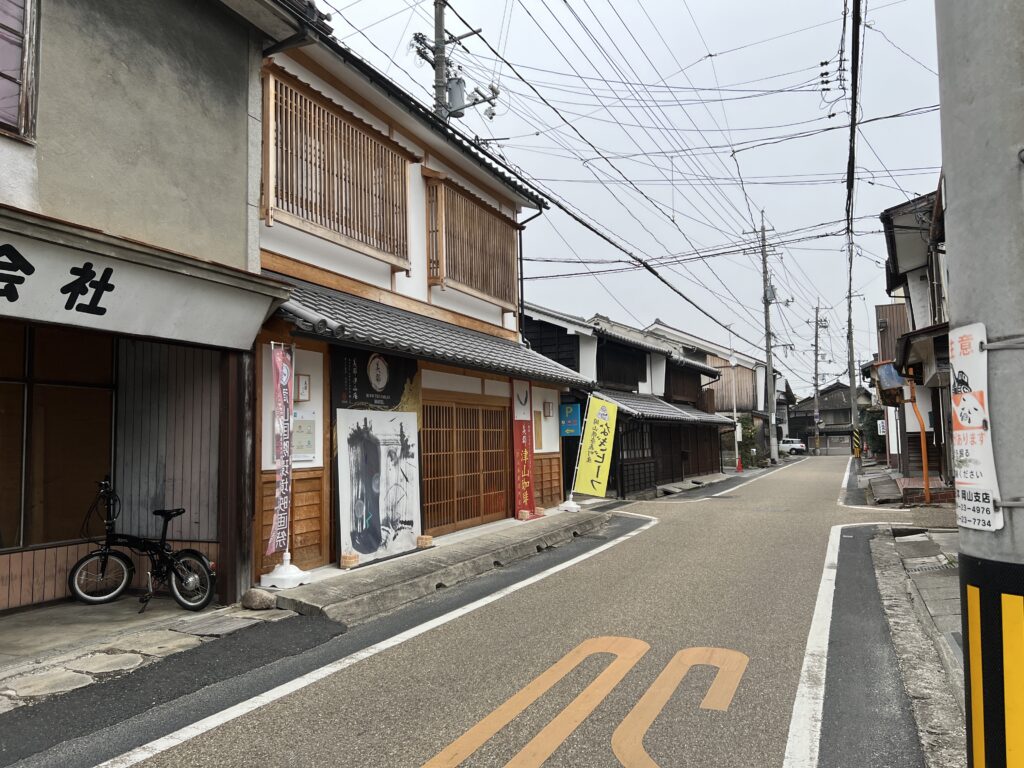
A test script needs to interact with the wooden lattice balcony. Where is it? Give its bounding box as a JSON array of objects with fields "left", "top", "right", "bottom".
[
  {"left": 263, "top": 67, "right": 412, "bottom": 269},
  {"left": 427, "top": 178, "right": 519, "bottom": 310}
]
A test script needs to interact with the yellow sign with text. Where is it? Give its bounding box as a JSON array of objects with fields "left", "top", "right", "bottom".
[{"left": 573, "top": 396, "right": 618, "bottom": 498}]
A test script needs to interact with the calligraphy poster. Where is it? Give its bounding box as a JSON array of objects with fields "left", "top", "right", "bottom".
[
  {"left": 266, "top": 343, "right": 293, "bottom": 556},
  {"left": 513, "top": 380, "right": 537, "bottom": 515},
  {"left": 573, "top": 396, "right": 619, "bottom": 498},
  {"left": 950, "top": 323, "right": 1002, "bottom": 531},
  {"left": 337, "top": 410, "right": 421, "bottom": 565}
]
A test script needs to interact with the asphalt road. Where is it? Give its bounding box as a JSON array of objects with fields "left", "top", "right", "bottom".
[{"left": 8, "top": 456, "right": 941, "bottom": 767}]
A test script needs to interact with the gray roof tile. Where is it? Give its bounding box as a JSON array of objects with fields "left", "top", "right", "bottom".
[
  {"left": 273, "top": 275, "right": 593, "bottom": 388},
  {"left": 596, "top": 391, "right": 728, "bottom": 425}
]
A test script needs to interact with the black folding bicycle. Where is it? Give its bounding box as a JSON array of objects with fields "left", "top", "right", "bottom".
[{"left": 68, "top": 478, "right": 216, "bottom": 612}]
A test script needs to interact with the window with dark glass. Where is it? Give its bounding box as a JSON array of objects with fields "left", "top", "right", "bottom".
[
  {"left": 0, "top": 321, "right": 113, "bottom": 551},
  {"left": 0, "top": 0, "right": 35, "bottom": 136}
]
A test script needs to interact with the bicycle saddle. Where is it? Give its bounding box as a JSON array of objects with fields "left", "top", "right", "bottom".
[{"left": 152, "top": 508, "right": 186, "bottom": 520}]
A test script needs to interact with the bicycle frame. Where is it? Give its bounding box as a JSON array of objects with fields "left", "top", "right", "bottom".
[{"left": 88, "top": 483, "right": 214, "bottom": 610}]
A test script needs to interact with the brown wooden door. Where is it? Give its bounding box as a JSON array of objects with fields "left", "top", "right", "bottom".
[{"left": 422, "top": 401, "right": 511, "bottom": 536}]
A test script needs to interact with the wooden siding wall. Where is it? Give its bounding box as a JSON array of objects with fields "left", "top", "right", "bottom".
[
  {"left": 427, "top": 180, "right": 518, "bottom": 308},
  {"left": 706, "top": 355, "right": 756, "bottom": 412},
  {"left": 683, "top": 426, "right": 721, "bottom": 476},
  {"left": 876, "top": 303, "right": 911, "bottom": 362},
  {"left": 666, "top": 366, "right": 701, "bottom": 403},
  {"left": 0, "top": 541, "right": 218, "bottom": 612},
  {"left": 597, "top": 341, "right": 646, "bottom": 390},
  {"left": 258, "top": 469, "right": 327, "bottom": 573},
  {"left": 696, "top": 388, "right": 717, "bottom": 414},
  {"left": 267, "top": 70, "right": 409, "bottom": 264},
  {"left": 115, "top": 341, "right": 221, "bottom": 542},
  {"left": 533, "top": 453, "right": 563, "bottom": 510},
  {"left": 521, "top": 317, "right": 580, "bottom": 373}
]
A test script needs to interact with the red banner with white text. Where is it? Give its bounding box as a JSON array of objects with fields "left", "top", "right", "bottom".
[
  {"left": 266, "top": 343, "right": 293, "bottom": 556},
  {"left": 512, "top": 380, "right": 536, "bottom": 517}
]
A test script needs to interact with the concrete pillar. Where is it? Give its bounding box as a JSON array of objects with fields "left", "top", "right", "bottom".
[{"left": 934, "top": 1, "right": 1024, "bottom": 763}]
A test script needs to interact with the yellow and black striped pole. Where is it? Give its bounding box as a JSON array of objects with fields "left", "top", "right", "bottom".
[
  {"left": 852, "top": 428, "right": 861, "bottom": 458},
  {"left": 962, "top": 555, "right": 1024, "bottom": 767}
]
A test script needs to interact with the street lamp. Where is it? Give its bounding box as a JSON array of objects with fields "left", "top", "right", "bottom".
[{"left": 729, "top": 355, "right": 741, "bottom": 472}]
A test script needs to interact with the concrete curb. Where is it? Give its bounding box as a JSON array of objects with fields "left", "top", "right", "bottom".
[
  {"left": 276, "top": 510, "right": 611, "bottom": 626},
  {"left": 906, "top": 577, "right": 966, "bottom": 717},
  {"left": 870, "top": 529, "right": 965, "bottom": 768}
]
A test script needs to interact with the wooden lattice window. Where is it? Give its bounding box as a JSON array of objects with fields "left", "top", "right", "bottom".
[
  {"left": 426, "top": 178, "right": 519, "bottom": 309},
  {"left": 263, "top": 67, "right": 412, "bottom": 268},
  {"left": 421, "top": 402, "right": 511, "bottom": 536}
]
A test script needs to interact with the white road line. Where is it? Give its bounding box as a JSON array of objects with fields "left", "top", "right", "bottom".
[
  {"left": 838, "top": 457, "right": 853, "bottom": 505},
  {"left": 95, "top": 514, "right": 659, "bottom": 768},
  {"left": 781, "top": 522, "right": 889, "bottom": 768},
  {"left": 710, "top": 458, "right": 806, "bottom": 497}
]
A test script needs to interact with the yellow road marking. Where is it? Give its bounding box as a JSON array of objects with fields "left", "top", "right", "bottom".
[
  {"left": 1003, "top": 593, "right": 1024, "bottom": 767},
  {"left": 612, "top": 647, "right": 749, "bottom": 768},
  {"left": 968, "top": 584, "right": 986, "bottom": 767},
  {"left": 422, "top": 636, "right": 650, "bottom": 768}
]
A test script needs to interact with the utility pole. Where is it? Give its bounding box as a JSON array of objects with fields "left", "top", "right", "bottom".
[
  {"left": 935, "top": 2, "right": 1024, "bottom": 762},
  {"left": 846, "top": 237, "right": 860, "bottom": 457},
  {"left": 813, "top": 302, "right": 824, "bottom": 456},
  {"left": 432, "top": 0, "right": 447, "bottom": 118},
  {"left": 844, "top": 0, "right": 863, "bottom": 459},
  {"left": 760, "top": 210, "right": 779, "bottom": 464}
]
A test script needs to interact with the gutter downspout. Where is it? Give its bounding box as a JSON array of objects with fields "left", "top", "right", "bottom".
[
  {"left": 518, "top": 208, "right": 544, "bottom": 335},
  {"left": 907, "top": 367, "right": 932, "bottom": 504}
]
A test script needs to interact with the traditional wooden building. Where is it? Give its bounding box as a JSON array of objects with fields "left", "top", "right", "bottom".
[
  {"left": 0, "top": 0, "right": 310, "bottom": 611},
  {"left": 250, "top": 34, "right": 590, "bottom": 578},
  {"left": 789, "top": 382, "right": 873, "bottom": 454},
  {"left": 523, "top": 306, "right": 730, "bottom": 499}
]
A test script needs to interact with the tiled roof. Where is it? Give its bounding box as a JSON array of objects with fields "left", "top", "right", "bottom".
[
  {"left": 670, "top": 403, "right": 735, "bottom": 426},
  {"left": 273, "top": 276, "right": 593, "bottom": 388},
  {"left": 596, "top": 391, "right": 730, "bottom": 425}
]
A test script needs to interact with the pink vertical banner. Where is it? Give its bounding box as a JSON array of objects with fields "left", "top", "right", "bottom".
[
  {"left": 512, "top": 380, "right": 536, "bottom": 517},
  {"left": 266, "top": 343, "right": 293, "bottom": 556}
]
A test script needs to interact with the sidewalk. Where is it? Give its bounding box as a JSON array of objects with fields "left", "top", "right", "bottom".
[
  {"left": 0, "top": 506, "right": 611, "bottom": 713},
  {"left": 872, "top": 524, "right": 966, "bottom": 768},
  {"left": 272, "top": 507, "right": 610, "bottom": 624}
]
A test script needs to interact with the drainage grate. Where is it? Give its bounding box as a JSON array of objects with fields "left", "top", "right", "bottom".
[{"left": 906, "top": 561, "right": 958, "bottom": 574}]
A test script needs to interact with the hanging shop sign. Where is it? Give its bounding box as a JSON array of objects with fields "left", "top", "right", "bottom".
[
  {"left": 877, "top": 419, "right": 887, "bottom": 436},
  {"left": 331, "top": 348, "right": 417, "bottom": 411},
  {"left": 0, "top": 233, "right": 271, "bottom": 349},
  {"left": 573, "top": 395, "right": 619, "bottom": 498},
  {"left": 949, "top": 323, "right": 1002, "bottom": 531},
  {"left": 266, "top": 343, "right": 293, "bottom": 556},
  {"left": 513, "top": 380, "right": 537, "bottom": 516},
  {"left": 337, "top": 409, "right": 421, "bottom": 566},
  {"left": 559, "top": 403, "right": 582, "bottom": 437}
]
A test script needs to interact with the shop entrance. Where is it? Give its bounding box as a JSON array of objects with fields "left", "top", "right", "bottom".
[{"left": 421, "top": 402, "right": 512, "bottom": 536}]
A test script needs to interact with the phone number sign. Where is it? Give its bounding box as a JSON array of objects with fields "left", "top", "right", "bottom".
[{"left": 950, "top": 323, "right": 1002, "bottom": 531}]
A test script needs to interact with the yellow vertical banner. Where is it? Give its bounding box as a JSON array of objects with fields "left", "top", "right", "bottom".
[{"left": 573, "top": 396, "right": 618, "bottom": 498}]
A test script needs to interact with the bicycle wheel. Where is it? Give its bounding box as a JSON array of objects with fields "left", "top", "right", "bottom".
[
  {"left": 169, "top": 552, "right": 215, "bottom": 611},
  {"left": 69, "top": 550, "right": 133, "bottom": 604}
]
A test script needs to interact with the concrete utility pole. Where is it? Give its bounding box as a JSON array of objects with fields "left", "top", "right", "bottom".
[
  {"left": 935, "top": 2, "right": 1024, "bottom": 762},
  {"left": 813, "top": 302, "right": 823, "bottom": 455},
  {"left": 760, "top": 211, "right": 779, "bottom": 464},
  {"left": 432, "top": 0, "right": 447, "bottom": 118},
  {"left": 846, "top": 236, "right": 860, "bottom": 457}
]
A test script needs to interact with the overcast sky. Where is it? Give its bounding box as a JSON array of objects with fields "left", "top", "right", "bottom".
[{"left": 315, "top": 0, "right": 940, "bottom": 396}]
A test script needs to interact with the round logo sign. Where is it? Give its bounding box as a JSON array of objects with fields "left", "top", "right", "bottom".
[{"left": 367, "top": 354, "right": 389, "bottom": 393}]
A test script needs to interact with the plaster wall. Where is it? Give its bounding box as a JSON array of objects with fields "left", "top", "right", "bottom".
[{"left": 31, "top": 0, "right": 252, "bottom": 269}]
